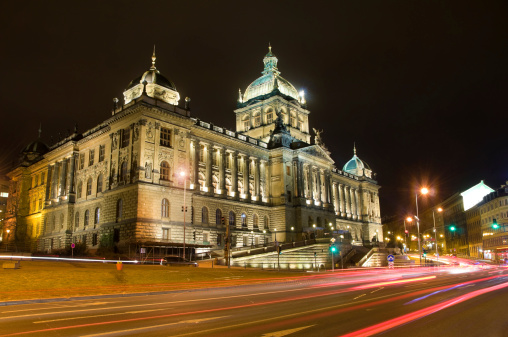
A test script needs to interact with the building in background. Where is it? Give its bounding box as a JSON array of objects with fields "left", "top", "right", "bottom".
[
  {"left": 479, "top": 183, "right": 508, "bottom": 262},
  {"left": 3, "top": 47, "right": 382, "bottom": 255}
]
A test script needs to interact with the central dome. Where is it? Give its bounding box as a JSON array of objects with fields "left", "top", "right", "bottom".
[{"left": 242, "top": 46, "right": 300, "bottom": 103}]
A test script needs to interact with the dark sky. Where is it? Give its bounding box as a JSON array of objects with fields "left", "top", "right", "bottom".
[{"left": 1, "top": 1, "right": 507, "bottom": 218}]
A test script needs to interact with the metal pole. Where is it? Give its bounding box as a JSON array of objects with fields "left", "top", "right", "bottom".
[
  {"left": 403, "top": 220, "right": 407, "bottom": 254},
  {"left": 416, "top": 193, "right": 421, "bottom": 266},
  {"left": 331, "top": 250, "right": 334, "bottom": 272},
  {"left": 433, "top": 210, "right": 438, "bottom": 263},
  {"left": 183, "top": 177, "right": 186, "bottom": 260}
]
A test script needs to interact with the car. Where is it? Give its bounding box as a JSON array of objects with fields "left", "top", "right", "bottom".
[{"left": 162, "top": 256, "right": 198, "bottom": 267}]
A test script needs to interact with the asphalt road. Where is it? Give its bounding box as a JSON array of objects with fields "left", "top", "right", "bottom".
[{"left": 1, "top": 266, "right": 507, "bottom": 337}]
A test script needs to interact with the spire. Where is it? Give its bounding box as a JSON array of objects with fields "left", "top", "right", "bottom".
[
  {"left": 150, "top": 45, "right": 156, "bottom": 70},
  {"left": 354, "top": 142, "right": 357, "bottom": 155},
  {"left": 263, "top": 44, "right": 279, "bottom": 75},
  {"left": 38, "top": 123, "right": 42, "bottom": 139},
  {"left": 238, "top": 88, "right": 243, "bottom": 103}
]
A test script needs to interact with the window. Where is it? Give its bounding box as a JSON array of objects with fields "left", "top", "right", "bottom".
[
  {"left": 241, "top": 213, "right": 247, "bottom": 228},
  {"left": 199, "top": 145, "right": 205, "bottom": 163},
  {"left": 99, "top": 145, "right": 105, "bottom": 162},
  {"left": 75, "top": 212, "right": 79, "bottom": 228},
  {"left": 225, "top": 153, "right": 231, "bottom": 169},
  {"left": 160, "top": 161, "right": 170, "bottom": 181},
  {"left": 97, "top": 174, "right": 103, "bottom": 194},
  {"left": 86, "top": 178, "right": 92, "bottom": 196},
  {"left": 266, "top": 112, "right": 273, "bottom": 124},
  {"left": 298, "top": 118, "right": 303, "bottom": 130},
  {"left": 212, "top": 149, "right": 218, "bottom": 166},
  {"left": 202, "top": 207, "right": 209, "bottom": 224},
  {"left": 162, "top": 228, "right": 170, "bottom": 240},
  {"left": 229, "top": 211, "right": 236, "bottom": 227},
  {"left": 264, "top": 216, "right": 269, "bottom": 229},
  {"left": 79, "top": 154, "right": 85, "bottom": 170},
  {"left": 244, "top": 121, "right": 249, "bottom": 131},
  {"left": 121, "top": 128, "right": 130, "bottom": 148},
  {"left": 253, "top": 214, "right": 259, "bottom": 228},
  {"left": 160, "top": 127, "right": 172, "bottom": 147},
  {"left": 94, "top": 207, "right": 100, "bottom": 225},
  {"left": 84, "top": 210, "right": 89, "bottom": 226},
  {"left": 161, "top": 198, "right": 169, "bottom": 218},
  {"left": 89, "top": 149, "right": 95, "bottom": 166},
  {"left": 254, "top": 115, "right": 261, "bottom": 127},
  {"left": 77, "top": 182, "right": 83, "bottom": 198},
  {"left": 116, "top": 199, "right": 123, "bottom": 222},
  {"left": 92, "top": 233, "right": 98, "bottom": 246},
  {"left": 290, "top": 114, "right": 296, "bottom": 127},
  {"left": 216, "top": 209, "right": 222, "bottom": 225},
  {"left": 120, "top": 162, "right": 127, "bottom": 182}
]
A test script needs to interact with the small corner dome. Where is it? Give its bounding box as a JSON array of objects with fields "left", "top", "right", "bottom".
[
  {"left": 21, "top": 139, "right": 49, "bottom": 163},
  {"left": 343, "top": 147, "right": 373, "bottom": 178},
  {"left": 123, "top": 49, "right": 180, "bottom": 105}
]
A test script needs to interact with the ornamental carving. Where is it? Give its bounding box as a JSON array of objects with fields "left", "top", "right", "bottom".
[
  {"left": 133, "top": 126, "right": 140, "bottom": 142},
  {"left": 145, "top": 162, "right": 152, "bottom": 179},
  {"left": 146, "top": 122, "right": 154, "bottom": 140},
  {"left": 112, "top": 133, "right": 119, "bottom": 150}
]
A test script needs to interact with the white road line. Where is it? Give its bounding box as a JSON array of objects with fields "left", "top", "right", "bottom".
[
  {"left": 353, "top": 294, "right": 366, "bottom": 300},
  {"left": 33, "top": 309, "right": 168, "bottom": 324},
  {"left": 80, "top": 316, "right": 228, "bottom": 337},
  {"left": 261, "top": 325, "right": 315, "bottom": 336},
  {"left": 370, "top": 287, "right": 384, "bottom": 293}
]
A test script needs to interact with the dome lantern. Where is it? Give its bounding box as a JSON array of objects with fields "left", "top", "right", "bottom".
[{"left": 343, "top": 144, "right": 373, "bottom": 178}]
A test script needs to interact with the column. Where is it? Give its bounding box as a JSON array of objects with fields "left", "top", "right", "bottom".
[
  {"left": 297, "top": 162, "right": 304, "bottom": 198},
  {"left": 243, "top": 155, "right": 250, "bottom": 199},
  {"left": 45, "top": 164, "right": 52, "bottom": 204},
  {"left": 316, "top": 170, "right": 322, "bottom": 203},
  {"left": 254, "top": 158, "right": 260, "bottom": 198},
  {"left": 351, "top": 188, "right": 357, "bottom": 220},
  {"left": 205, "top": 143, "right": 212, "bottom": 193},
  {"left": 322, "top": 171, "right": 329, "bottom": 205},
  {"left": 345, "top": 186, "right": 351, "bottom": 217},
  {"left": 59, "top": 159, "right": 67, "bottom": 197},
  {"left": 332, "top": 183, "right": 339, "bottom": 214},
  {"left": 338, "top": 184, "right": 345, "bottom": 216},
  {"left": 192, "top": 139, "right": 199, "bottom": 189},
  {"left": 308, "top": 167, "right": 314, "bottom": 202},
  {"left": 232, "top": 151, "right": 238, "bottom": 198},
  {"left": 219, "top": 147, "right": 226, "bottom": 195},
  {"left": 52, "top": 163, "right": 59, "bottom": 199},
  {"left": 68, "top": 153, "right": 77, "bottom": 195},
  {"left": 355, "top": 189, "right": 362, "bottom": 220}
]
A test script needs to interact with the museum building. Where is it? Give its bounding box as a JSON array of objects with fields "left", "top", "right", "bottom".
[{"left": 3, "top": 47, "right": 382, "bottom": 255}]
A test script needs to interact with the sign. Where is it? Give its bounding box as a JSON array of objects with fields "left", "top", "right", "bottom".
[
  {"left": 387, "top": 254, "right": 395, "bottom": 262},
  {"left": 71, "top": 243, "right": 75, "bottom": 249},
  {"left": 388, "top": 261, "right": 394, "bottom": 269},
  {"left": 140, "top": 248, "right": 146, "bottom": 254}
]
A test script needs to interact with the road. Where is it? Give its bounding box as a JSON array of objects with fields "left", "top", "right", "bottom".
[{"left": 1, "top": 265, "right": 507, "bottom": 337}]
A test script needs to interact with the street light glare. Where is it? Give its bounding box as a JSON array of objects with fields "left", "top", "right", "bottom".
[
  {"left": 421, "top": 187, "right": 429, "bottom": 195},
  {"left": 179, "top": 171, "right": 185, "bottom": 177},
  {"left": 406, "top": 217, "right": 413, "bottom": 222},
  {"left": 437, "top": 207, "right": 443, "bottom": 212}
]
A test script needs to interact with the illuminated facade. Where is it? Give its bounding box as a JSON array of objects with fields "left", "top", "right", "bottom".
[
  {"left": 479, "top": 184, "right": 508, "bottom": 262},
  {"left": 4, "top": 47, "right": 382, "bottom": 254}
]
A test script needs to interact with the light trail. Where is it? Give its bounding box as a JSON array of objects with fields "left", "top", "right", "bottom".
[
  {"left": 341, "top": 280, "right": 508, "bottom": 337},
  {"left": 351, "top": 276, "right": 436, "bottom": 289}
]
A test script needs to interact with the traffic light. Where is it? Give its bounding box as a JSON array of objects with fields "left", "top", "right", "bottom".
[
  {"left": 405, "top": 230, "right": 409, "bottom": 237},
  {"left": 450, "top": 226, "right": 456, "bottom": 232},
  {"left": 492, "top": 219, "right": 499, "bottom": 229},
  {"left": 221, "top": 216, "right": 225, "bottom": 225},
  {"left": 330, "top": 245, "right": 337, "bottom": 253},
  {"left": 422, "top": 249, "right": 427, "bottom": 257},
  {"left": 277, "top": 246, "right": 283, "bottom": 254}
]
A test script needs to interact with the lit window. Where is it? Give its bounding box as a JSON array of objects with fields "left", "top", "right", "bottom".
[
  {"left": 241, "top": 213, "right": 247, "bottom": 227},
  {"left": 266, "top": 112, "right": 273, "bottom": 124},
  {"left": 79, "top": 154, "right": 85, "bottom": 170},
  {"left": 0, "top": 192, "right": 8, "bottom": 198},
  {"left": 162, "top": 228, "right": 170, "bottom": 240},
  {"left": 160, "top": 127, "right": 172, "bottom": 147},
  {"left": 216, "top": 209, "right": 222, "bottom": 225},
  {"left": 161, "top": 199, "right": 169, "bottom": 218},
  {"left": 160, "top": 161, "right": 170, "bottom": 181},
  {"left": 97, "top": 174, "right": 103, "bottom": 193},
  {"left": 229, "top": 211, "right": 236, "bottom": 227},
  {"left": 99, "top": 145, "right": 105, "bottom": 162},
  {"left": 121, "top": 128, "right": 130, "bottom": 148},
  {"left": 84, "top": 210, "right": 89, "bottom": 226},
  {"left": 89, "top": 149, "right": 95, "bottom": 166},
  {"left": 87, "top": 178, "right": 92, "bottom": 196},
  {"left": 253, "top": 214, "right": 259, "bottom": 228},
  {"left": 94, "top": 208, "right": 100, "bottom": 225},
  {"left": 202, "top": 207, "right": 209, "bottom": 224}
]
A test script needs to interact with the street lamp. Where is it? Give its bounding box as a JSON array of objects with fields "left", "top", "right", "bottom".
[
  {"left": 432, "top": 207, "right": 443, "bottom": 262},
  {"left": 5, "top": 229, "right": 10, "bottom": 251},
  {"left": 404, "top": 217, "right": 412, "bottom": 254},
  {"left": 274, "top": 228, "right": 277, "bottom": 243},
  {"left": 290, "top": 226, "right": 294, "bottom": 243},
  {"left": 415, "top": 187, "right": 430, "bottom": 265},
  {"left": 313, "top": 224, "right": 316, "bottom": 239},
  {"left": 251, "top": 230, "right": 254, "bottom": 248}
]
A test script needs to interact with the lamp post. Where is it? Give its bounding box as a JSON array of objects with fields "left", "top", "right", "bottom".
[
  {"left": 433, "top": 207, "right": 443, "bottom": 262},
  {"left": 274, "top": 228, "right": 277, "bottom": 244},
  {"left": 5, "top": 229, "right": 10, "bottom": 251},
  {"left": 179, "top": 171, "right": 187, "bottom": 260},
  {"left": 404, "top": 217, "right": 412, "bottom": 254},
  {"left": 313, "top": 224, "right": 316, "bottom": 239},
  {"left": 415, "top": 187, "right": 429, "bottom": 265},
  {"left": 251, "top": 230, "right": 254, "bottom": 248},
  {"left": 290, "top": 226, "right": 294, "bottom": 243}
]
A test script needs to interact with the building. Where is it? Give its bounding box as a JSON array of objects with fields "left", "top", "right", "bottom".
[
  {"left": 479, "top": 183, "right": 508, "bottom": 262},
  {"left": 0, "top": 177, "right": 9, "bottom": 244},
  {"left": 4, "top": 47, "right": 382, "bottom": 256}
]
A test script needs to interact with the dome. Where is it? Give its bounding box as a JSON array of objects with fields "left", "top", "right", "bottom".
[
  {"left": 126, "top": 69, "right": 177, "bottom": 92},
  {"left": 22, "top": 140, "right": 49, "bottom": 156},
  {"left": 241, "top": 46, "right": 301, "bottom": 104},
  {"left": 343, "top": 146, "right": 373, "bottom": 178},
  {"left": 123, "top": 48, "right": 180, "bottom": 105}
]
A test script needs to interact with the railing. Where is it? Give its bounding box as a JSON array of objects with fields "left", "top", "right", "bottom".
[
  {"left": 194, "top": 119, "right": 268, "bottom": 149},
  {"left": 357, "top": 248, "right": 377, "bottom": 267}
]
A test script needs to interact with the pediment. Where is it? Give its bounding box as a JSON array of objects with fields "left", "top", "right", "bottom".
[{"left": 299, "top": 145, "right": 335, "bottom": 164}]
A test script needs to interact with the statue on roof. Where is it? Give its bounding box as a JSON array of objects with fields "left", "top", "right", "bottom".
[{"left": 313, "top": 128, "right": 330, "bottom": 154}]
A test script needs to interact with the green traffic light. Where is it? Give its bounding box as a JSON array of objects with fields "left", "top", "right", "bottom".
[
  {"left": 493, "top": 220, "right": 499, "bottom": 229},
  {"left": 330, "top": 246, "right": 337, "bottom": 252},
  {"left": 450, "top": 226, "right": 456, "bottom": 231}
]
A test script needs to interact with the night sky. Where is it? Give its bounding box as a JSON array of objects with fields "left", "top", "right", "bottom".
[{"left": 1, "top": 1, "right": 507, "bottom": 218}]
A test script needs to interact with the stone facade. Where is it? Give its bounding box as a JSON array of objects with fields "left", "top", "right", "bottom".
[{"left": 4, "top": 48, "right": 382, "bottom": 254}]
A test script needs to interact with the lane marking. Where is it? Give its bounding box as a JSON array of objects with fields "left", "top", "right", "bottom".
[
  {"left": 261, "top": 325, "right": 315, "bottom": 336},
  {"left": 370, "top": 287, "right": 384, "bottom": 294},
  {"left": 80, "top": 316, "right": 228, "bottom": 337},
  {"left": 33, "top": 309, "right": 168, "bottom": 323},
  {"left": 353, "top": 294, "right": 366, "bottom": 300}
]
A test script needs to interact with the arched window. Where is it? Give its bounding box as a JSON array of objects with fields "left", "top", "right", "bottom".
[
  {"left": 264, "top": 215, "right": 269, "bottom": 229},
  {"left": 161, "top": 198, "right": 169, "bottom": 218},
  {"left": 87, "top": 178, "right": 93, "bottom": 196},
  {"left": 94, "top": 208, "right": 100, "bottom": 225},
  {"left": 202, "top": 207, "right": 209, "bottom": 224},
  {"left": 253, "top": 214, "right": 259, "bottom": 228},
  {"left": 216, "top": 209, "right": 222, "bottom": 225},
  {"left": 116, "top": 199, "right": 123, "bottom": 222},
  {"left": 198, "top": 172, "right": 205, "bottom": 190},
  {"left": 120, "top": 162, "right": 127, "bottom": 182},
  {"left": 75, "top": 212, "right": 79, "bottom": 228},
  {"left": 97, "top": 174, "right": 103, "bottom": 193},
  {"left": 241, "top": 213, "right": 247, "bottom": 228},
  {"left": 229, "top": 211, "right": 235, "bottom": 227},
  {"left": 84, "top": 210, "right": 89, "bottom": 226},
  {"left": 160, "top": 161, "right": 170, "bottom": 181}
]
